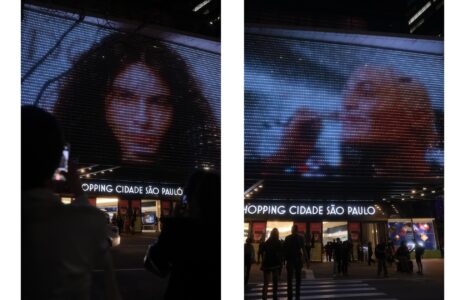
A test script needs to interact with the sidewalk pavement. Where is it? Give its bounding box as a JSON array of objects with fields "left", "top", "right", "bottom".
[{"left": 247, "top": 259, "right": 444, "bottom": 283}]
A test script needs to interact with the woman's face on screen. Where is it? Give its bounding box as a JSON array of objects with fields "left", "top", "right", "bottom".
[
  {"left": 341, "top": 69, "right": 408, "bottom": 145},
  {"left": 105, "top": 62, "right": 173, "bottom": 164}
]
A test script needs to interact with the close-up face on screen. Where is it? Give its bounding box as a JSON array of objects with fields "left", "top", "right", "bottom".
[
  {"left": 245, "top": 30, "right": 443, "bottom": 180},
  {"left": 21, "top": 6, "right": 221, "bottom": 174}
]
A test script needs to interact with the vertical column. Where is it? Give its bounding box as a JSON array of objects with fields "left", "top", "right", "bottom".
[
  {"left": 252, "top": 222, "right": 267, "bottom": 264},
  {"left": 348, "top": 222, "right": 360, "bottom": 261},
  {"left": 310, "top": 222, "right": 322, "bottom": 262}
]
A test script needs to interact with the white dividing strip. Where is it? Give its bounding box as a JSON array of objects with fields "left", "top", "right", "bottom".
[
  {"left": 263, "top": 293, "right": 388, "bottom": 300},
  {"left": 247, "top": 284, "right": 369, "bottom": 292},
  {"left": 254, "top": 280, "right": 364, "bottom": 287},
  {"left": 245, "top": 287, "right": 376, "bottom": 297}
]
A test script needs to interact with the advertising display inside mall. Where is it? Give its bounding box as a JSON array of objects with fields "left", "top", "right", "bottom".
[
  {"left": 22, "top": 5, "right": 221, "bottom": 175},
  {"left": 245, "top": 28, "right": 443, "bottom": 180}
]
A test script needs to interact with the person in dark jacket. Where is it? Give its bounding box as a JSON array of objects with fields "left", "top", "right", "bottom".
[
  {"left": 148, "top": 171, "right": 221, "bottom": 299},
  {"left": 396, "top": 241, "right": 411, "bottom": 273},
  {"left": 284, "top": 225, "right": 308, "bottom": 300},
  {"left": 375, "top": 241, "right": 388, "bottom": 277},
  {"left": 258, "top": 233, "right": 266, "bottom": 264},
  {"left": 260, "top": 228, "right": 283, "bottom": 300},
  {"left": 245, "top": 237, "right": 256, "bottom": 286},
  {"left": 332, "top": 239, "right": 343, "bottom": 277},
  {"left": 341, "top": 240, "right": 351, "bottom": 275},
  {"left": 325, "top": 242, "right": 333, "bottom": 262},
  {"left": 367, "top": 241, "right": 374, "bottom": 266}
]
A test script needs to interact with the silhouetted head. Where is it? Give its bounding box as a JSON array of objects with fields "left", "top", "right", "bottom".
[
  {"left": 292, "top": 224, "right": 298, "bottom": 235},
  {"left": 270, "top": 228, "right": 279, "bottom": 240},
  {"left": 183, "top": 170, "right": 220, "bottom": 222},
  {"left": 22, "top": 106, "right": 64, "bottom": 190}
]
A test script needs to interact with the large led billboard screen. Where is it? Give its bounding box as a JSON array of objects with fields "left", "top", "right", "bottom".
[
  {"left": 22, "top": 5, "right": 220, "bottom": 175},
  {"left": 245, "top": 27, "right": 443, "bottom": 180}
]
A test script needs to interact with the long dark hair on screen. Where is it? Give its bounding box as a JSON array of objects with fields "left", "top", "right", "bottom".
[{"left": 53, "top": 33, "right": 219, "bottom": 173}]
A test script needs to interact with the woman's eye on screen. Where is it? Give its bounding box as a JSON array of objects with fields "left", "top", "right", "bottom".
[{"left": 148, "top": 96, "right": 171, "bottom": 106}]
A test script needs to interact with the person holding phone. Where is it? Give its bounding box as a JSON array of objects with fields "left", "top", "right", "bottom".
[{"left": 21, "top": 106, "right": 121, "bottom": 300}]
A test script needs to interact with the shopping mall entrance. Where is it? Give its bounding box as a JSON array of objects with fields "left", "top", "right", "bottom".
[
  {"left": 246, "top": 219, "right": 390, "bottom": 263},
  {"left": 322, "top": 221, "right": 348, "bottom": 243},
  {"left": 266, "top": 221, "right": 294, "bottom": 240}
]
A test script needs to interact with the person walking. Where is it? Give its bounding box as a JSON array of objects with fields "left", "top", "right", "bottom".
[
  {"left": 415, "top": 242, "right": 425, "bottom": 275},
  {"left": 386, "top": 241, "right": 395, "bottom": 267},
  {"left": 258, "top": 233, "right": 266, "bottom": 264},
  {"left": 367, "top": 241, "right": 374, "bottom": 266},
  {"left": 116, "top": 213, "right": 124, "bottom": 234},
  {"left": 325, "top": 242, "right": 333, "bottom": 262},
  {"left": 375, "top": 241, "right": 388, "bottom": 277},
  {"left": 284, "top": 225, "right": 308, "bottom": 300},
  {"left": 244, "top": 237, "right": 256, "bottom": 286},
  {"left": 259, "top": 228, "right": 283, "bottom": 300},
  {"left": 332, "top": 239, "right": 343, "bottom": 277}
]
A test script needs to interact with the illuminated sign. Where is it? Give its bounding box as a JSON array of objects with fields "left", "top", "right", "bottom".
[
  {"left": 244, "top": 204, "right": 376, "bottom": 217},
  {"left": 81, "top": 182, "right": 183, "bottom": 197}
]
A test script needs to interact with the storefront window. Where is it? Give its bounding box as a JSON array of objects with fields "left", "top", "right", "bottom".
[
  {"left": 412, "top": 219, "right": 437, "bottom": 250},
  {"left": 244, "top": 223, "right": 249, "bottom": 243},
  {"left": 387, "top": 219, "right": 438, "bottom": 250},
  {"left": 96, "top": 197, "right": 118, "bottom": 222},
  {"left": 252, "top": 222, "right": 266, "bottom": 242},
  {"left": 141, "top": 199, "right": 160, "bottom": 232},
  {"left": 266, "top": 221, "right": 293, "bottom": 241},
  {"left": 323, "top": 221, "right": 348, "bottom": 244}
]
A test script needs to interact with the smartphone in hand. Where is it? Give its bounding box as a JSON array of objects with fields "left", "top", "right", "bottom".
[{"left": 53, "top": 143, "right": 70, "bottom": 181}]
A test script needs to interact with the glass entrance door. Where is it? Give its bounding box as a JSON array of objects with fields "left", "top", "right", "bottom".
[
  {"left": 323, "top": 221, "right": 348, "bottom": 262},
  {"left": 266, "top": 221, "right": 294, "bottom": 241},
  {"left": 323, "top": 221, "right": 348, "bottom": 243}
]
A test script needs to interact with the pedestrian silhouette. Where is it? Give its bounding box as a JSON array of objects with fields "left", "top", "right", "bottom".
[
  {"left": 367, "top": 241, "right": 374, "bottom": 265},
  {"left": 284, "top": 225, "right": 308, "bottom": 300},
  {"left": 21, "top": 106, "right": 121, "bottom": 299},
  {"left": 332, "top": 238, "right": 343, "bottom": 277},
  {"left": 415, "top": 242, "right": 425, "bottom": 275},
  {"left": 245, "top": 237, "right": 256, "bottom": 286},
  {"left": 259, "top": 228, "right": 283, "bottom": 300},
  {"left": 341, "top": 240, "right": 351, "bottom": 275},
  {"left": 145, "top": 171, "right": 220, "bottom": 299},
  {"left": 375, "top": 241, "right": 389, "bottom": 277}
]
